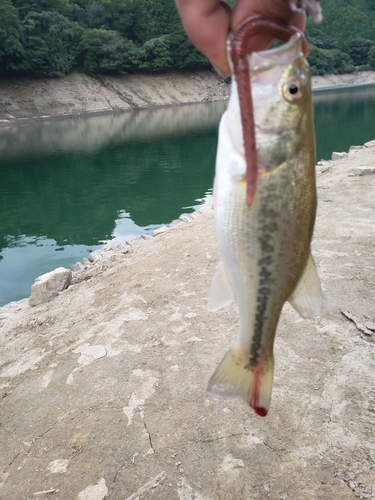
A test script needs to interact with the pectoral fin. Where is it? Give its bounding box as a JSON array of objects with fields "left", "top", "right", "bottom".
[
  {"left": 207, "top": 262, "right": 234, "bottom": 311},
  {"left": 288, "top": 253, "right": 323, "bottom": 319}
]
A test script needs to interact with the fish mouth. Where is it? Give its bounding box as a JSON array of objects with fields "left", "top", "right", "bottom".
[{"left": 230, "top": 17, "right": 306, "bottom": 206}]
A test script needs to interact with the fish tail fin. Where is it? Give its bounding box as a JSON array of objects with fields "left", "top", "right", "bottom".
[{"left": 207, "top": 347, "right": 274, "bottom": 417}]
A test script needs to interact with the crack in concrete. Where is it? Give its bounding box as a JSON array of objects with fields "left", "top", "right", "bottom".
[
  {"left": 143, "top": 422, "right": 154, "bottom": 453},
  {"left": 7, "top": 446, "right": 23, "bottom": 467},
  {"left": 20, "top": 408, "right": 75, "bottom": 460},
  {"left": 263, "top": 441, "right": 278, "bottom": 452},
  {"left": 203, "top": 432, "right": 244, "bottom": 443},
  {"left": 38, "top": 426, "right": 54, "bottom": 438},
  {"left": 110, "top": 462, "right": 126, "bottom": 489},
  {"left": 2, "top": 421, "right": 61, "bottom": 472},
  {"left": 0, "top": 423, "right": 14, "bottom": 440}
]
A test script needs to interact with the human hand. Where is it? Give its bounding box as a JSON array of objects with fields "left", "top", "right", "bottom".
[{"left": 175, "top": 0, "right": 307, "bottom": 78}]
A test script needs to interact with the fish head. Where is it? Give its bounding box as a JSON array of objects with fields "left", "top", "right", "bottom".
[{"left": 226, "top": 34, "right": 313, "bottom": 175}]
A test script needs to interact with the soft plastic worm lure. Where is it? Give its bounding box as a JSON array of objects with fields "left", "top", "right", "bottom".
[{"left": 230, "top": 17, "right": 308, "bottom": 206}]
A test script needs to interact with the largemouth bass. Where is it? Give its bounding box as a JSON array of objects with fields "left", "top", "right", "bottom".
[{"left": 208, "top": 32, "right": 323, "bottom": 417}]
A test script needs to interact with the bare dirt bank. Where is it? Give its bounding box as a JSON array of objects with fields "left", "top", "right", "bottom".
[
  {"left": 1, "top": 141, "right": 375, "bottom": 499},
  {"left": 312, "top": 70, "right": 375, "bottom": 89},
  {"left": 0, "top": 70, "right": 229, "bottom": 126},
  {"left": 0, "top": 69, "right": 375, "bottom": 126}
]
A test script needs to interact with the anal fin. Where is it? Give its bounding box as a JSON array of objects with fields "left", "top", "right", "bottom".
[
  {"left": 207, "top": 347, "right": 274, "bottom": 417},
  {"left": 288, "top": 252, "right": 323, "bottom": 319},
  {"left": 207, "top": 262, "right": 235, "bottom": 311}
]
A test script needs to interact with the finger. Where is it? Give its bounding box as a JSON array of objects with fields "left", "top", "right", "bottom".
[
  {"left": 290, "top": 9, "right": 306, "bottom": 32},
  {"left": 175, "top": 0, "right": 232, "bottom": 77},
  {"left": 231, "top": 0, "right": 297, "bottom": 32},
  {"left": 230, "top": 0, "right": 307, "bottom": 56}
]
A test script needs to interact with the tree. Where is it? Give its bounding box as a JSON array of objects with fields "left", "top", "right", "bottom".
[
  {"left": 133, "top": 0, "right": 178, "bottom": 44},
  {"left": 307, "top": 46, "right": 335, "bottom": 75},
  {"left": 369, "top": 45, "right": 375, "bottom": 69},
  {"left": 0, "top": 0, "right": 24, "bottom": 73},
  {"left": 137, "top": 35, "right": 173, "bottom": 72},
  {"left": 12, "top": 0, "right": 70, "bottom": 18},
  {"left": 319, "top": 0, "right": 375, "bottom": 45},
  {"left": 305, "top": 26, "right": 337, "bottom": 50},
  {"left": 308, "top": 46, "right": 355, "bottom": 75},
  {"left": 21, "top": 11, "right": 82, "bottom": 76},
  {"left": 331, "top": 49, "right": 355, "bottom": 74},
  {"left": 2, "top": 0, "right": 374, "bottom": 77},
  {"left": 349, "top": 38, "right": 374, "bottom": 66},
  {"left": 85, "top": 0, "right": 136, "bottom": 38},
  {"left": 79, "top": 28, "right": 138, "bottom": 73}
]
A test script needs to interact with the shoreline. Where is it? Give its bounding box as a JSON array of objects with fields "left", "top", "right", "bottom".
[
  {"left": 1, "top": 142, "right": 375, "bottom": 499},
  {"left": 0, "top": 69, "right": 374, "bottom": 128},
  {"left": 1, "top": 139, "right": 374, "bottom": 312}
]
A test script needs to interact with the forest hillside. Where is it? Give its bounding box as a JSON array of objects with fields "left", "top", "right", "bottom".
[{"left": 0, "top": 0, "right": 375, "bottom": 77}]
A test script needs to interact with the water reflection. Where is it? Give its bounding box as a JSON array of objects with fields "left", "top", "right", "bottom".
[
  {"left": 0, "top": 101, "right": 227, "bottom": 158},
  {"left": 313, "top": 84, "right": 375, "bottom": 160},
  {"left": 1, "top": 85, "right": 375, "bottom": 306},
  {"left": 0, "top": 102, "right": 224, "bottom": 305}
]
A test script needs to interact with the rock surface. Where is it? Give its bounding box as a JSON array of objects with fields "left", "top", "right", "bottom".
[
  {"left": 29, "top": 267, "right": 72, "bottom": 307},
  {"left": 354, "top": 166, "right": 375, "bottom": 176},
  {"left": 331, "top": 151, "right": 348, "bottom": 161},
  {"left": 1, "top": 144, "right": 375, "bottom": 499}
]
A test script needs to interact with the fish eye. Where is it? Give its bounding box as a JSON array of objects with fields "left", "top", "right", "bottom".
[
  {"left": 289, "top": 83, "right": 299, "bottom": 95},
  {"left": 282, "top": 80, "right": 303, "bottom": 102}
]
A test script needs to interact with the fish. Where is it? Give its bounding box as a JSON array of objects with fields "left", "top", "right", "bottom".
[{"left": 207, "top": 32, "right": 323, "bottom": 417}]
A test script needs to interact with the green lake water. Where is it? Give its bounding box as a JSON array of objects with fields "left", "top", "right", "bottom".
[{"left": 1, "top": 84, "right": 375, "bottom": 306}]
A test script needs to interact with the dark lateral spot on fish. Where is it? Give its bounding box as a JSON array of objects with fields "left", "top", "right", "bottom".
[
  {"left": 258, "top": 235, "right": 273, "bottom": 253},
  {"left": 263, "top": 222, "right": 278, "bottom": 233},
  {"left": 258, "top": 255, "right": 273, "bottom": 266},
  {"left": 254, "top": 406, "right": 268, "bottom": 417},
  {"left": 262, "top": 207, "right": 278, "bottom": 219},
  {"left": 260, "top": 266, "right": 271, "bottom": 279}
]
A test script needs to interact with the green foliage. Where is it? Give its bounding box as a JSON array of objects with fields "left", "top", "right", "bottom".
[
  {"left": 1, "top": 0, "right": 375, "bottom": 77},
  {"left": 331, "top": 49, "right": 355, "bottom": 74},
  {"left": 133, "top": 0, "right": 178, "bottom": 44},
  {"left": 369, "top": 46, "right": 375, "bottom": 70},
  {"left": 12, "top": 0, "right": 70, "bottom": 18},
  {"left": 0, "top": 0, "right": 24, "bottom": 73},
  {"left": 137, "top": 35, "right": 172, "bottom": 71},
  {"left": 21, "top": 11, "right": 82, "bottom": 76},
  {"left": 305, "top": 27, "right": 337, "bottom": 50},
  {"left": 349, "top": 38, "right": 374, "bottom": 66},
  {"left": 319, "top": 0, "right": 375, "bottom": 45},
  {"left": 308, "top": 46, "right": 355, "bottom": 75},
  {"left": 308, "top": 46, "right": 334, "bottom": 75},
  {"left": 85, "top": 0, "right": 135, "bottom": 37},
  {"left": 80, "top": 28, "right": 126, "bottom": 72}
]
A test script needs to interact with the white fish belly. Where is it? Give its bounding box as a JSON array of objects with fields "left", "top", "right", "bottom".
[{"left": 214, "top": 114, "right": 316, "bottom": 366}]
